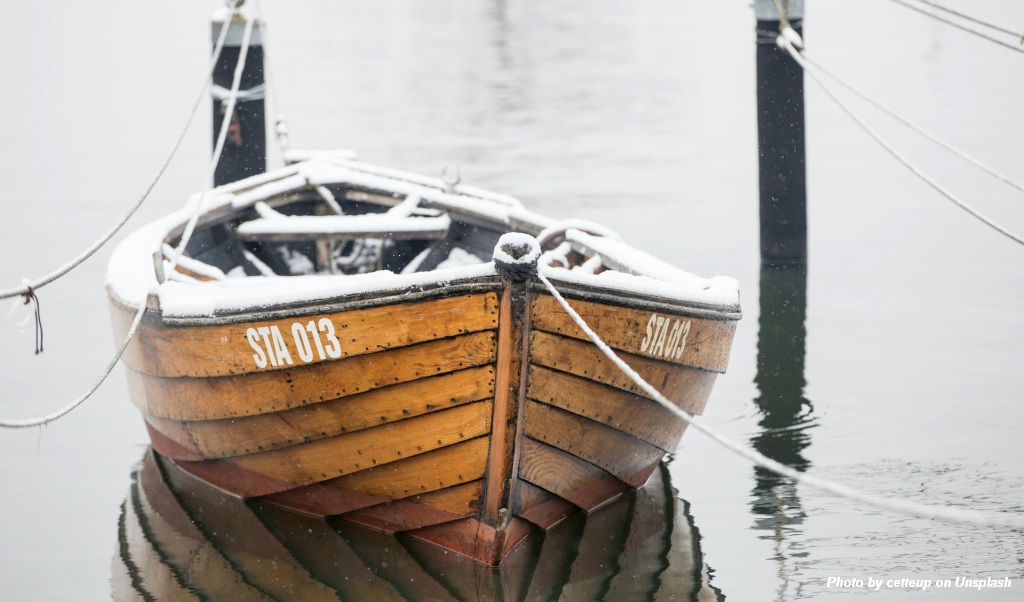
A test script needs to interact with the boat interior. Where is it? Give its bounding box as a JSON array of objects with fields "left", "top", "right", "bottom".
[{"left": 164, "top": 182, "right": 603, "bottom": 286}]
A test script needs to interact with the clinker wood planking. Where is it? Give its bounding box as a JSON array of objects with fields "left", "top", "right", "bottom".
[
  {"left": 530, "top": 293, "right": 736, "bottom": 373},
  {"left": 127, "top": 331, "right": 497, "bottom": 421},
  {"left": 529, "top": 331, "right": 716, "bottom": 411},
  {"left": 114, "top": 292, "right": 499, "bottom": 378},
  {"left": 227, "top": 401, "right": 493, "bottom": 486},
  {"left": 144, "top": 366, "right": 495, "bottom": 459}
]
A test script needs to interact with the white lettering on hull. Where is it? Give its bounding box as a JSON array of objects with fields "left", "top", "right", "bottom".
[
  {"left": 247, "top": 318, "right": 343, "bottom": 368},
  {"left": 639, "top": 313, "right": 691, "bottom": 361}
]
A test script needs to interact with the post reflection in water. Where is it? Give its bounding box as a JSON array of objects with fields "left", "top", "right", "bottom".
[
  {"left": 751, "top": 266, "right": 815, "bottom": 589},
  {"left": 113, "top": 449, "right": 725, "bottom": 601}
]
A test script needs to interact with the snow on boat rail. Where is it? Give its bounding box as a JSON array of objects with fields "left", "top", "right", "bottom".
[{"left": 107, "top": 153, "right": 740, "bottom": 325}]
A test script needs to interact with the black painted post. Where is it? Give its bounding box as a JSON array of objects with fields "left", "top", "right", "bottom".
[
  {"left": 212, "top": 7, "right": 266, "bottom": 186},
  {"left": 756, "top": 0, "right": 806, "bottom": 267}
]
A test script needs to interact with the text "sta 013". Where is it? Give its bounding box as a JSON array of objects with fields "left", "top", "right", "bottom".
[
  {"left": 639, "top": 313, "right": 691, "bottom": 361},
  {"left": 247, "top": 318, "right": 343, "bottom": 368}
]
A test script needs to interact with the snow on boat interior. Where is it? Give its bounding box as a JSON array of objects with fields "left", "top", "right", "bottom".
[{"left": 106, "top": 153, "right": 741, "bottom": 565}]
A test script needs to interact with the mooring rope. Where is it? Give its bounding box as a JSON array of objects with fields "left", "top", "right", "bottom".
[
  {"left": 168, "top": 15, "right": 256, "bottom": 273},
  {"left": 909, "top": 0, "right": 1024, "bottom": 40},
  {"left": 800, "top": 53, "right": 1024, "bottom": 198},
  {"left": 0, "top": 307, "right": 146, "bottom": 429},
  {"left": 777, "top": 33, "right": 1024, "bottom": 247},
  {"left": 536, "top": 270, "right": 1024, "bottom": 529},
  {"left": 22, "top": 287, "right": 43, "bottom": 355},
  {"left": 771, "top": 0, "right": 795, "bottom": 30},
  {"left": 0, "top": 15, "right": 255, "bottom": 429},
  {"left": 7, "top": 280, "right": 45, "bottom": 355},
  {"left": 0, "top": 9, "right": 237, "bottom": 305},
  {"left": 250, "top": 0, "right": 290, "bottom": 156},
  {"left": 886, "top": 0, "right": 1024, "bottom": 56}
]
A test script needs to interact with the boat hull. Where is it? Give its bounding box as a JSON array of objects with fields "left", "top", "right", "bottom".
[{"left": 111, "top": 273, "right": 736, "bottom": 565}]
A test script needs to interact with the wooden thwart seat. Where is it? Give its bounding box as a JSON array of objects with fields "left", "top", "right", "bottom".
[{"left": 235, "top": 213, "right": 451, "bottom": 243}]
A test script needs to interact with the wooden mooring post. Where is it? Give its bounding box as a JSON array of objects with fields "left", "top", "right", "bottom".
[
  {"left": 755, "top": 0, "right": 806, "bottom": 267},
  {"left": 212, "top": 6, "right": 266, "bottom": 186}
]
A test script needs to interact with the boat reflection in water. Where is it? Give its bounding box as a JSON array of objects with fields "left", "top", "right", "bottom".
[{"left": 114, "top": 449, "right": 724, "bottom": 601}]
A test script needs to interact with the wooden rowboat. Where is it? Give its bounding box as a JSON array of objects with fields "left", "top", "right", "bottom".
[
  {"left": 114, "top": 448, "right": 724, "bottom": 600},
  {"left": 106, "top": 153, "right": 740, "bottom": 565}
]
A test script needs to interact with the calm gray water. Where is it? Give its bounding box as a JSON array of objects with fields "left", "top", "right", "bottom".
[{"left": 1, "top": 1, "right": 1023, "bottom": 599}]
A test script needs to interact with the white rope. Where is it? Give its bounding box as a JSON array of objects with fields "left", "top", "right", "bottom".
[
  {"left": 250, "top": 0, "right": 290, "bottom": 156},
  {"left": 0, "top": 11, "right": 237, "bottom": 302},
  {"left": 210, "top": 82, "right": 266, "bottom": 102},
  {"left": 0, "top": 308, "right": 145, "bottom": 428},
  {"left": 536, "top": 271, "right": 1024, "bottom": 529},
  {"left": 169, "top": 15, "right": 256, "bottom": 273},
  {"left": 0, "top": 15, "right": 256, "bottom": 429},
  {"left": 771, "top": 0, "right": 792, "bottom": 30},
  {"left": 778, "top": 33, "right": 1024, "bottom": 247},
  {"left": 909, "top": 0, "right": 1024, "bottom": 40},
  {"left": 801, "top": 53, "right": 1024, "bottom": 198},
  {"left": 886, "top": 0, "right": 1024, "bottom": 56}
]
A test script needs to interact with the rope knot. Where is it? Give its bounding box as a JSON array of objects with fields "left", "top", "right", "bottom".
[
  {"left": 21, "top": 286, "right": 44, "bottom": 355},
  {"left": 776, "top": 25, "right": 804, "bottom": 52},
  {"left": 492, "top": 233, "right": 540, "bottom": 282}
]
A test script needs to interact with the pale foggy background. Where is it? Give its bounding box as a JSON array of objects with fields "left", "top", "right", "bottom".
[{"left": 1, "top": 1, "right": 1022, "bottom": 599}]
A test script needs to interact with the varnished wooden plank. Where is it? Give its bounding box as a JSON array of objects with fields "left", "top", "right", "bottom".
[
  {"left": 258, "top": 483, "right": 383, "bottom": 518},
  {"left": 566, "top": 476, "right": 631, "bottom": 513},
  {"left": 531, "top": 293, "right": 736, "bottom": 373},
  {"left": 529, "top": 330, "right": 717, "bottom": 413},
  {"left": 326, "top": 436, "right": 489, "bottom": 500},
  {"left": 165, "top": 454, "right": 297, "bottom": 498},
  {"left": 620, "top": 460, "right": 661, "bottom": 489},
  {"left": 405, "top": 516, "right": 535, "bottom": 566},
  {"left": 170, "top": 262, "right": 219, "bottom": 282},
  {"left": 128, "top": 331, "right": 497, "bottom": 421},
  {"left": 229, "top": 401, "right": 493, "bottom": 486},
  {"left": 146, "top": 366, "right": 495, "bottom": 459},
  {"left": 483, "top": 283, "right": 531, "bottom": 526},
  {"left": 527, "top": 365, "right": 690, "bottom": 453},
  {"left": 115, "top": 292, "right": 499, "bottom": 378},
  {"left": 517, "top": 437, "right": 611, "bottom": 504},
  {"left": 145, "top": 422, "right": 206, "bottom": 462},
  {"left": 523, "top": 400, "right": 665, "bottom": 487},
  {"left": 515, "top": 480, "right": 578, "bottom": 530},
  {"left": 409, "top": 479, "right": 485, "bottom": 517},
  {"left": 514, "top": 479, "right": 556, "bottom": 516},
  {"left": 340, "top": 499, "right": 465, "bottom": 534}
]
